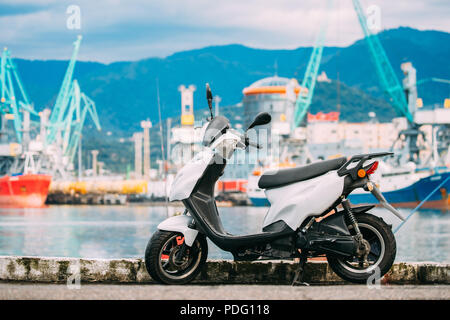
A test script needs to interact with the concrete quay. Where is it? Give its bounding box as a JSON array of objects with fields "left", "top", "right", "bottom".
[{"left": 0, "top": 256, "right": 449, "bottom": 285}]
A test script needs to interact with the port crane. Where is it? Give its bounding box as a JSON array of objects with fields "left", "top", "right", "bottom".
[
  {"left": 38, "top": 36, "right": 101, "bottom": 177},
  {"left": 292, "top": 2, "right": 330, "bottom": 130},
  {"left": 292, "top": 1, "right": 426, "bottom": 134},
  {"left": 46, "top": 35, "right": 82, "bottom": 146},
  {"left": 0, "top": 48, "right": 42, "bottom": 176},
  {"left": 62, "top": 80, "right": 101, "bottom": 163},
  {"left": 292, "top": 23, "right": 327, "bottom": 129},
  {"left": 0, "top": 48, "right": 39, "bottom": 145},
  {"left": 283, "top": 2, "right": 331, "bottom": 164},
  {"left": 289, "top": 0, "right": 450, "bottom": 166},
  {"left": 352, "top": 0, "right": 450, "bottom": 165},
  {"left": 0, "top": 37, "right": 101, "bottom": 178},
  {"left": 352, "top": 0, "right": 412, "bottom": 122}
]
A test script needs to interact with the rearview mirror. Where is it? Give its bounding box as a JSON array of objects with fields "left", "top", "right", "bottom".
[
  {"left": 247, "top": 112, "right": 271, "bottom": 130},
  {"left": 206, "top": 83, "right": 213, "bottom": 119}
]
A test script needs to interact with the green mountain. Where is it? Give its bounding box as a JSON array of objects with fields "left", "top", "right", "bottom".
[
  {"left": 9, "top": 27, "right": 450, "bottom": 172},
  {"left": 15, "top": 27, "right": 450, "bottom": 131}
]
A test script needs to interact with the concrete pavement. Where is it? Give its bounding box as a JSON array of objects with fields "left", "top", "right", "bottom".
[{"left": 0, "top": 282, "right": 449, "bottom": 300}]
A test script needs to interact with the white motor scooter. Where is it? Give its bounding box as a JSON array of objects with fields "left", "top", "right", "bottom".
[{"left": 145, "top": 84, "right": 404, "bottom": 285}]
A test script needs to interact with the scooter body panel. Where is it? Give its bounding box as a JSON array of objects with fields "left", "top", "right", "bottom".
[
  {"left": 263, "top": 170, "right": 345, "bottom": 231},
  {"left": 169, "top": 149, "right": 215, "bottom": 201},
  {"left": 157, "top": 215, "right": 198, "bottom": 247}
]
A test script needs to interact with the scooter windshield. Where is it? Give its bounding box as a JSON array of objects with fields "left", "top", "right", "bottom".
[{"left": 202, "top": 116, "right": 230, "bottom": 146}]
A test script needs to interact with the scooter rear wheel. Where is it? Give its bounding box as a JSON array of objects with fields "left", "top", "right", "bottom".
[
  {"left": 145, "top": 230, "right": 208, "bottom": 285},
  {"left": 327, "top": 213, "right": 396, "bottom": 284}
]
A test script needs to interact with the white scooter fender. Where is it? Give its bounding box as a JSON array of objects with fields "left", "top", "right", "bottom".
[{"left": 157, "top": 215, "right": 199, "bottom": 247}]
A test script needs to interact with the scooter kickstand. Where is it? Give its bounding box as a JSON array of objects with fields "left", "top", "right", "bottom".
[{"left": 291, "top": 254, "right": 309, "bottom": 286}]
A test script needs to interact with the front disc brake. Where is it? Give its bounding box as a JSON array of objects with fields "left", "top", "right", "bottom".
[{"left": 168, "top": 247, "right": 190, "bottom": 270}]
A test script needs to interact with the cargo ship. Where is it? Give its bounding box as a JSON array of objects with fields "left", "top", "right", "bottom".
[
  {"left": 348, "top": 168, "right": 450, "bottom": 209},
  {"left": 0, "top": 174, "right": 51, "bottom": 208}
]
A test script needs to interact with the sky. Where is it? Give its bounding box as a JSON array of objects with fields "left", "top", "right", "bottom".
[{"left": 0, "top": 0, "right": 449, "bottom": 63}]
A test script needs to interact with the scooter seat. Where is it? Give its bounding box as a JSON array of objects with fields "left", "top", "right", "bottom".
[{"left": 258, "top": 157, "right": 347, "bottom": 189}]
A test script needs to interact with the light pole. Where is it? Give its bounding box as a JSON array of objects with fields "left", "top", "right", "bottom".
[
  {"left": 141, "top": 120, "right": 152, "bottom": 179},
  {"left": 133, "top": 132, "right": 143, "bottom": 178},
  {"left": 91, "top": 150, "right": 99, "bottom": 177}
]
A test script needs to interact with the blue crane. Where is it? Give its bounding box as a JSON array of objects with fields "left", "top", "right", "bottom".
[
  {"left": 61, "top": 80, "right": 101, "bottom": 162},
  {"left": 43, "top": 35, "right": 101, "bottom": 171},
  {"left": 0, "top": 48, "right": 38, "bottom": 143},
  {"left": 292, "top": 3, "right": 330, "bottom": 129},
  {"left": 46, "top": 35, "right": 82, "bottom": 145},
  {"left": 352, "top": 0, "right": 413, "bottom": 122},
  {"left": 352, "top": 0, "right": 426, "bottom": 162}
]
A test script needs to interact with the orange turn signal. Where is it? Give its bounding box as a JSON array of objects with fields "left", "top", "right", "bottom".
[{"left": 357, "top": 169, "right": 366, "bottom": 178}]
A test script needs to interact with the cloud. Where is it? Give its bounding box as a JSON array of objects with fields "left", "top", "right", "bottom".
[
  {"left": 0, "top": 3, "right": 49, "bottom": 17},
  {"left": 0, "top": 0, "right": 448, "bottom": 62}
]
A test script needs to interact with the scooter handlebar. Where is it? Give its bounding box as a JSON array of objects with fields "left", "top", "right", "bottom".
[
  {"left": 247, "top": 140, "right": 262, "bottom": 149},
  {"left": 248, "top": 142, "right": 262, "bottom": 149},
  {"left": 232, "top": 129, "right": 262, "bottom": 149}
]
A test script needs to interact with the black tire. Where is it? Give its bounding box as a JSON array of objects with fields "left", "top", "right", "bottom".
[
  {"left": 327, "top": 213, "right": 396, "bottom": 284},
  {"left": 145, "top": 230, "right": 208, "bottom": 285}
]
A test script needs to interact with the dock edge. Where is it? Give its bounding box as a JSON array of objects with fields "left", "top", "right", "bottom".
[{"left": 0, "top": 256, "right": 449, "bottom": 285}]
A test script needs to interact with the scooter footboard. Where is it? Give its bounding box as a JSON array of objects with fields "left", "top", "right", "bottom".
[{"left": 157, "top": 215, "right": 199, "bottom": 247}]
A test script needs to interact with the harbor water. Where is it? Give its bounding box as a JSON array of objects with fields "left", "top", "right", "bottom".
[{"left": 0, "top": 205, "right": 449, "bottom": 263}]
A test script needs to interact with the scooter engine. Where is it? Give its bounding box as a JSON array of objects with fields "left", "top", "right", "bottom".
[{"left": 296, "top": 230, "right": 357, "bottom": 257}]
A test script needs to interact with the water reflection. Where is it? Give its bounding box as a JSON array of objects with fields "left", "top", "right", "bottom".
[{"left": 0, "top": 205, "right": 448, "bottom": 262}]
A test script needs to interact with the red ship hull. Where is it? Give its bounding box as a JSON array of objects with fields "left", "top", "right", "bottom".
[{"left": 0, "top": 174, "right": 52, "bottom": 208}]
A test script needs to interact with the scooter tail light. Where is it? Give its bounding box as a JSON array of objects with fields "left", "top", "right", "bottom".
[{"left": 366, "top": 161, "right": 379, "bottom": 175}]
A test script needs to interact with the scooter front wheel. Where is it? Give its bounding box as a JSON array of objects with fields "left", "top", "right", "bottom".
[{"left": 145, "top": 230, "right": 208, "bottom": 285}]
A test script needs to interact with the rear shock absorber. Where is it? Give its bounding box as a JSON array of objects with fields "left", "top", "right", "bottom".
[
  {"left": 341, "top": 198, "right": 363, "bottom": 241},
  {"left": 342, "top": 198, "right": 371, "bottom": 264}
]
